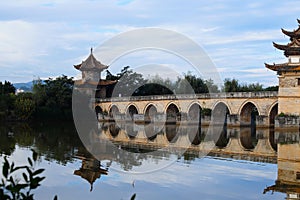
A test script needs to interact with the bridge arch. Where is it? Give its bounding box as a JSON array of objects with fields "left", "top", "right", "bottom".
[
  {"left": 187, "top": 102, "right": 202, "bottom": 122},
  {"left": 165, "top": 102, "right": 181, "bottom": 122},
  {"left": 164, "top": 102, "right": 180, "bottom": 113},
  {"left": 239, "top": 101, "right": 259, "bottom": 126},
  {"left": 240, "top": 127, "right": 257, "bottom": 150},
  {"left": 109, "top": 123, "right": 120, "bottom": 138},
  {"left": 109, "top": 105, "right": 120, "bottom": 118},
  {"left": 95, "top": 106, "right": 103, "bottom": 119},
  {"left": 268, "top": 102, "right": 278, "bottom": 126},
  {"left": 212, "top": 102, "right": 230, "bottom": 125},
  {"left": 126, "top": 104, "right": 139, "bottom": 120},
  {"left": 187, "top": 125, "right": 202, "bottom": 145},
  {"left": 212, "top": 101, "right": 232, "bottom": 115},
  {"left": 125, "top": 124, "right": 138, "bottom": 139},
  {"left": 165, "top": 124, "right": 179, "bottom": 143},
  {"left": 144, "top": 103, "right": 158, "bottom": 122}
]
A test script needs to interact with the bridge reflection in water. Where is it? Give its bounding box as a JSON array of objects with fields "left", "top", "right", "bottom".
[
  {"left": 73, "top": 122, "right": 300, "bottom": 198},
  {"left": 95, "top": 122, "right": 278, "bottom": 162},
  {"left": 264, "top": 132, "right": 300, "bottom": 199}
]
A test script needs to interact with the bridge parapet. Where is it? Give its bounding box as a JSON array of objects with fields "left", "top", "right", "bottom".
[{"left": 95, "top": 91, "right": 278, "bottom": 103}]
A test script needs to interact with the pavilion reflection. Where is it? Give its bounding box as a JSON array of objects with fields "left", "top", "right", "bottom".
[
  {"left": 74, "top": 152, "right": 110, "bottom": 192},
  {"left": 264, "top": 132, "right": 300, "bottom": 199}
]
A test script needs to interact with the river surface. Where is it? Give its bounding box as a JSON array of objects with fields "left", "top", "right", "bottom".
[{"left": 0, "top": 121, "right": 296, "bottom": 200}]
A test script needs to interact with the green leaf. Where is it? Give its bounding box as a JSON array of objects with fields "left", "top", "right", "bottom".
[
  {"left": 9, "top": 176, "right": 15, "bottom": 186},
  {"left": 11, "top": 166, "right": 26, "bottom": 173},
  {"left": 32, "top": 150, "right": 38, "bottom": 162},
  {"left": 32, "top": 168, "right": 45, "bottom": 176},
  {"left": 28, "top": 158, "right": 33, "bottom": 167},
  {"left": 10, "top": 183, "right": 28, "bottom": 193},
  {"left": 10, "top": 162, "right": 14, "bottom": 172},
  {"left": 22, "top": 173, "right": 28, "bottom": 182},
  {"left": 130, "top": 193, "right": 136, "bottom": 200},
  {"left": 26, "top": 166, "right": 33, "bottom": 175},
  {"left": 2, "top": 159, "right": 9, "bottom": 178},
  {"left": 30, "top": 177, "right": 45, "bottom": 189}
]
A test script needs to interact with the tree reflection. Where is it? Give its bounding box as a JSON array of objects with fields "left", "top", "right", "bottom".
[{"left": 0, "top": 124, "right": 16, "bottom": 155}]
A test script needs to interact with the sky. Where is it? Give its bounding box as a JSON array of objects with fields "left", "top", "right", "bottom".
[{"left": 1, "top": 0, "right": 300, "bottom": 87}]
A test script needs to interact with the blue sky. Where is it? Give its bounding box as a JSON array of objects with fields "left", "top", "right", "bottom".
[{"left": 0, "top": 0, "right": 300, "bottom": 86}]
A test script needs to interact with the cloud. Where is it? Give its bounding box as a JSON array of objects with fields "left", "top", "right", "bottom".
[{"left": 0, "top": 0, "right": 297, "bottom": 84}]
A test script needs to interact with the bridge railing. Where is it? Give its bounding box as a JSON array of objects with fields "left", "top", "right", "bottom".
[{"left": 95, "top": 91, "right": 278, "bottom": 103}]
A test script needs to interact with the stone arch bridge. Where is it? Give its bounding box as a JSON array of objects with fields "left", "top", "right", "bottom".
[{"left": 95, "top": 91, "right": 278, "bottom": 127}]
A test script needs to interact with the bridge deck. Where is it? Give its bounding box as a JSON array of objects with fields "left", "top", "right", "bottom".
[{"left": 95, "top": 91, "right": 278, "bottom": 102}]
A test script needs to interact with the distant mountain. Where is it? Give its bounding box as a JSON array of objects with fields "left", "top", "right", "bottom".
[{"left": 13, "top": 81, "right": 34, "bottom": 92}]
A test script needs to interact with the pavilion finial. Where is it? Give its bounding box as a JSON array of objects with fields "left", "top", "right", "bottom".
[{"left": 91, "top": 47, "right": 93, "bottom": 54}]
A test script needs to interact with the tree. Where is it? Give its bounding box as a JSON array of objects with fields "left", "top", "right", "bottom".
[
  {"left": 32, "top": 75, "right": 74, "bottom": 120},
  {"left": 223, "top": 78, "right": 239, "bottom": 92},
  {"left": 44, "top": 75, "right": 74, "bottom": 110},
  {"left": 0, "top": 81, "right": 15, "bottom": 95},
  {"left": 32, "top": 78, "right": 46, "bottom": 107},
  {"left": 223, "top": 78, "right": 265, "bottom": 92},
  {"left": 0, "top": 81, "right": 16, "bottom": 120},
  {"left": 264, "top": 85, "right": 278, "bottom": 91},
  {"left": 204, "top": 79, "right": 220, "bottom": 93},
  {"left": 175, "top": 72, "right": 209, "bottom": 94},
  {"left": 14, "top": 93, "right": 35, "bottom": 120},
  {"left": 107, "top": 66, "right": 146, "bottom": 97}
]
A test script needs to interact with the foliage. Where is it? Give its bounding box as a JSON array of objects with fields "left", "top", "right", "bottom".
[
  {"left": 130, "top": 193, "right": 136, "bottom": 200},
  {"left": 202, "top": 108, "right": 212, "bottom": 116},
  {"left": 277, "top": 112, "right": 298, "bottom": 118},
  {"left": 0, "top": 150, "right": 57, "bottom": 200},
  {"left": 32, "top": 75, "right": 74, "bottom": 120},
  {"left": 107, "top": 66, "right": 147, "bottom": 97},
  {"left": 223, "top": 78, "right": 264, "bottom": 92},
  {"left": 264, "top": 85, "right": 278, "bottom": 91},
  {"left": 14, "top": 93, "right": 35, "bottom": 120},
  {"left": 32, "top": 79, "right": 46, "bottom": 107},
  {"left": 0, "top": 81, "right": 16, "bottom": 121},
  {"left": 106, "top": 69, "right": 220, "bottom": 96},
  {"left": 204, "top": 79, "right": 220, "bottom": 93},
  {"left": 175, "top": 72, "right": 209, "bottom": 94},
  {"left": 0, "top": 81, "right": 16, "bottom": 95},
  {"left": 223, "top": 78, "right": 240, "bottom": 92},
  {"left": 44, "top": 75, "right": 73, "bottom": 110}
]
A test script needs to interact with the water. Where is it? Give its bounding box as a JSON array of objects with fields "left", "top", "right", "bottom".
[{"left": 0, "top": 122, "right": 293, "bottom": 199}]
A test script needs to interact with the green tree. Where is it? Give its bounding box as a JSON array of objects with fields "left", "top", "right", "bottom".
[
  {"left": 32, "top": 75, "right": 74, "bottom": 120},
  {"left": 32, "top": 78, "right": 46, "bottom": 107},
  {"left": 264, "top": 85, "right": 278, "bottom": 91},
  {"left": 44, "top": 75, "right": 74, "bottom": 110},
  {"left": 14, "top": 93, "right": 35, "bottom": 120},
  {"left": 175, "top": 72, "right": 209, "bottom": 94},
  {"left": 0, "top": 81, "right": 16, "bottom": 120},
  {"left": 0, "top": 81, "right": 15, "bottom": 95},
  {"left": 204, "top": 79, "right": 219, "bottom": 93},
  {"left": 107, "top": 66, "right": 146, "bottom": 97},
  {"left": 223, "top": 78, "right": 239, "bottom": 92}
]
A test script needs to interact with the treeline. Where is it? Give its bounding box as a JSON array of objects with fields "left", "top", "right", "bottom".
[
  {"left": 223, "top": 78, "right": 278, "bottom": 92},
  {"left": 0, "top": 75, "right": 73, "bottom": 121},
  {"left": 106, "top": 67, "right": 219, "bottom": 97},
  {"left": 106, "top": 66, "right": 278, "bottom": 97},
  {"left": 0, "top": 67, "right": 277, "bottom": 121}
]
